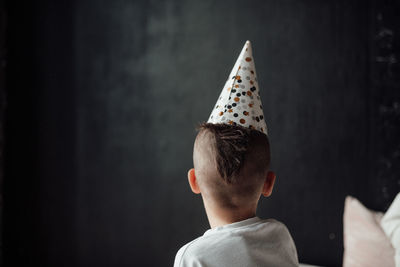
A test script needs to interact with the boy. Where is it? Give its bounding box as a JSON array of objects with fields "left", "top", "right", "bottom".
[{"left": 174, "top": 41, "right": 298, "bottom": 267}]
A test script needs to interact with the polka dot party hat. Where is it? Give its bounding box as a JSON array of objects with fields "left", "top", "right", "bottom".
[{"left": 208, "top": 40, "right": 268, "bottom": 134}]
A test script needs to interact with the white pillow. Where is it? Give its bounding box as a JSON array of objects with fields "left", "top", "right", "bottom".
[
  {"left": 381, "top": 193, "right": 400, "bottom": 267},
  {"left": 343, "top": 196, "right": 395, "bottom": 267}
]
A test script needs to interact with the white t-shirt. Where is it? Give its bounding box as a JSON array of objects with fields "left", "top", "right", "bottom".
[{"left": 174, "top": 217, "right": 299, "bottom": 267}]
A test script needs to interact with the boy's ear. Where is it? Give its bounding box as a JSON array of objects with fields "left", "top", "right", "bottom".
[
  {"left": 188, "top": 168, "right": 201, "bottom": 194},
  {"left": 262, "top": 171, "right": 276, "bottom": 197}
]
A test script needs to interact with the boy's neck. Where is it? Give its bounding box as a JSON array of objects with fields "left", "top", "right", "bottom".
[{"left": 203, "top": 199, "right": 257, "bottom": 228}]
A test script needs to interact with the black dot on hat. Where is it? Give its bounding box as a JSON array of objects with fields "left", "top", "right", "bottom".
[
  {"left": 236, "top": 93, "right": 241, "bottom": 97},
  {"left": 238, "top": 79, "right": 242, "bottom": 83},
  {"left": 227, "top": 105, "right": 232, "bottom": 109},
  {"left": 233, "top": 122, "right": 237, "bottom": 126},
  {"left": 260, "top": 115, "right": 263, "bottom": 119},
  {"left": 260, "top": 105, "right": 262, "bottom": 109},
  {"left": 233, "top": 113, "right": 238, "bottom": 117},
  {"left": 224, "top": 109, "right": 227, "bottom": 112},
  {"left": 250, "top": 86, "right": 256, "bottom": 92},
  {"left": 232, "top": 89, "right": 236, "bottom": 93},
  {"left": 256, "top": 117, "right": 260, "bottom": 122},
  {"left": 242, "top": 92, "right": 246, "bottom": 96},
  {"left": 232, "top": 103, "right": 237, "bottom": 107},
  {"left": 229, "top": 97, "right": 231, "bottom": 100}
]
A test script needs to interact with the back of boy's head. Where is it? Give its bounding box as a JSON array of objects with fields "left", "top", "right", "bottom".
[{"left": 193, "top": 123, "right": 271, "bottom": 209}]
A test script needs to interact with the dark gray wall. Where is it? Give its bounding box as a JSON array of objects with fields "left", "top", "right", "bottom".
[
  {"left": 4, "top": 0, "right": 400, "bottom": 266},
  {"left": 0, "top": 0, "right": 5, "bottom": 264}
]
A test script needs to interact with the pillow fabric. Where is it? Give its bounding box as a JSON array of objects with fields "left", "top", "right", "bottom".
[
  {"left": 381, "top": 193, "right": 400, "bottom": 267},
  {"left": 343, "top": 196, "right": 395, "bottom": 267}
]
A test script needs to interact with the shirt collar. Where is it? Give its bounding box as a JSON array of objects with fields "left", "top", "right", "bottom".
[{"left": 204, "top": 216, "right": 262, "bottom": 236}]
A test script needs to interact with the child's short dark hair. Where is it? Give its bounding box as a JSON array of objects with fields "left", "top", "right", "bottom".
[{"left": 196, "top": 123, "right": 270, "bottom": 184}]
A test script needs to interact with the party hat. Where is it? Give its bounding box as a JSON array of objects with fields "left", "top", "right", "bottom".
[{"left": 207, "top": 41, "right": 268, "bottom": 134}]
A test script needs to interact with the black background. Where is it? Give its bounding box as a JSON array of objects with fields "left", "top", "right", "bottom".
[{"left": 3, "top": 0, "right": 400, "bottom": 266}]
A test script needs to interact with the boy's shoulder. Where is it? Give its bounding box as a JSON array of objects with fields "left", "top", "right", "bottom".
[
  {"left": 174, "top": 218, "right": 298, "bottom": 267},
  {"left": 174, "top": 236, "right": 203, "bottom": 267}
]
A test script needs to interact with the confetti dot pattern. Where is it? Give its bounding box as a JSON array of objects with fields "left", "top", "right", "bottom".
[{"left": 207, "top": 40, "right": 268, "bottom": 134}]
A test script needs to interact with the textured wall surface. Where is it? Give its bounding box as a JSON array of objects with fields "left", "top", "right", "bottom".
[
  {"left": 4, "top": 0, "right": 400, "bottom": 266},
  {"left": 0, "top": 0, "right": 5, "bottom": 264},
  {"left": 369, "top": 0, "right": 400, "bottom": 211}
]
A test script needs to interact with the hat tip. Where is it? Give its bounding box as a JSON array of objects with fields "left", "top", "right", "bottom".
[{"left": 246, "top": 40, "right": 251, "bottom": 45}]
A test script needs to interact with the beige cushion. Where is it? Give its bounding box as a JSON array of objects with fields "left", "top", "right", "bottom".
[
  {"left": 381, "top": 193, "right": 400, "bottom": 267},
  {"left": 343, "top": 196, "right": 395, "bottom": 267}
]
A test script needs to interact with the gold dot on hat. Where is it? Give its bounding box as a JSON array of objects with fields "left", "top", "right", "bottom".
[
  {"left": 247, "top": 91, "right": 252, "bottom": 96},
  {"left": 227, "top": 87, "right": 231, "bottom": 91},
  {"left": 219, "top": 111, "right": 223, "bottom": 116},
  {"left": 245, "top": 57, "right": 252, "bottom": 62},
  {"left": 234, "top": 97, "right": 240, "bottom": 102},
  {"left": 240, "top": 119, "right": 246, "bottom": 124}
]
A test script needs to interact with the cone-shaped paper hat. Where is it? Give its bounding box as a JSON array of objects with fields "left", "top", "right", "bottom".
[{"left": 208, "top": 41, "right": 268, "bottom": 134}]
